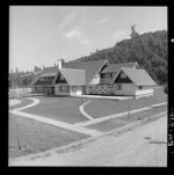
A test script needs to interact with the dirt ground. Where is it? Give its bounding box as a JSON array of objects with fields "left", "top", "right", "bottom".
[{"left": 9, "top": 114, "right": 167, "bottom": 167}]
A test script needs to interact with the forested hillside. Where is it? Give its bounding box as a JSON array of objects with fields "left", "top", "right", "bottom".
[{"left": 74, "top": 30, "right": 167, "bottom": 85}]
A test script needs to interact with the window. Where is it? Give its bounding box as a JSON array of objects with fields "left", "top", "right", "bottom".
[
  {"left": 115, "top": 84, "right": 122, "bottom": 90},
  {"left": 59, "top": 85, "right": 69, "bottom": 92},
  {"left": 59, "top": 86, "right": 62, "bottom": 91},
  {"left": 118, "top": 84, "right": 122, "bottom": 90},
  {"left": 120, "top": 72, "right": 126, "bottom": 79},
  {"left": 139, "top": 86, "right": 143, "bottom": 90},
  {"left": 101, "top": 73, "right": 105, "bottom": 78}
]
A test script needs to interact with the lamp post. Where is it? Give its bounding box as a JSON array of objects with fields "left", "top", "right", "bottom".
[{"left": 14, "top": 120, "right": 22, "bottom": 150}]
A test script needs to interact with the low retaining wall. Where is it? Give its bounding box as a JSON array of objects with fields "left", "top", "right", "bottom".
[{"left": 9, "top": 87, "right": 32, "bottom": 98}]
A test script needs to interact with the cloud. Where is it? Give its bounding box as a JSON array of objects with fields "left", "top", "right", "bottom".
[
  {"left": 58, "top": 11, "right": 77, "bottom": 31},
  {"left": 96, "top": 17, "right": 110, "bottom": 24},
  {"left": 113, "top": 30, "right": 129, "bottom": 42},
  {"left": 80, "top": 38, "right": 93, "bottom": 46},
  {"left": 64, "top": 28, "right": 82, "bottom": 39}
]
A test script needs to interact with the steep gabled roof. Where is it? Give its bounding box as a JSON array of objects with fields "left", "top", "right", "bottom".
[
  {"left": 59, "top": 68, "right": 86, "bottom": 86},
  {"left": 120, "top": 67, "right": 157, "bottom": 86},
  {"left": 42, "top": 66, "right": 58, "bottom": 74},
  {"left": 101, "top": 62, "right": 137, "bottom": 73},
  {"left": 39, "top": 72, "right": 57, "bottom": 77},
  {"left": 63, "top": 59, "right": 108, "bottom": 84},
  {"left": 31, "top": 60, "right": 108, "bottom": 86},
  {"left": 30, "top": 66, "right": 58, "bottom": 86}
]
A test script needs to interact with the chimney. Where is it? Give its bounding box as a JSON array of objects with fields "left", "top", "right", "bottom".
[{"left": 57, "top": 59, "right": 64, "bottom": 69}]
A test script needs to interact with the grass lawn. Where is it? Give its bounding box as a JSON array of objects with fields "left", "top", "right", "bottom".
[
  {"left": 9, "top": 114, "right": 88, "bottom": 158},
  {"left": 87, "top": 105, "right": 167, "bottom": 132},
  {"left": 85, "top": 93, "right": 167, "bottom": 118},
  {"left": 23, "top": 96, "right": 90, "bottom": 124}
]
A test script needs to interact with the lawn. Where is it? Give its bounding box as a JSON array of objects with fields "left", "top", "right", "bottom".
[
  {"left": 9, "top": 114, "right": 88, "bottom": 158},
  {"left": 87, "top": 105, "right": 167, "bottom": 132},
  {"left": 23, "top": 96, "right": 90, "bottom": 124},
  {"left": 85, "top": 93, "right": 167, "bottom": 118}
]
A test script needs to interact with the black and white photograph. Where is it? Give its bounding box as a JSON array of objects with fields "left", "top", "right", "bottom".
[{"left": 8, "top": 6, "right": 168, "bottom": 167}]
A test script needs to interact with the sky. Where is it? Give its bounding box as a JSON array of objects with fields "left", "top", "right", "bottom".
[{"left": 9, "top": 6, "right": 167, "bottom": 72}]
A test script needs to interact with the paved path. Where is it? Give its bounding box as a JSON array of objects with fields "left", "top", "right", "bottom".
[
  {"left": 9, "top": 99, "right": 21, "bottom": 106},
  {"left": 76, "top": 101, "right": 167, "bottom": 127},
  {"left": 10, "top": 98, "right": 102, "bottom": 137},
  {"left": 75, "top": 94, "right": 133, "bottom": 100},
  {"left": 79, "top": 100, "right": 94, "bottom": 120},
  {"left": 9, "top": 114, "right": 167, "bottom": 166}
]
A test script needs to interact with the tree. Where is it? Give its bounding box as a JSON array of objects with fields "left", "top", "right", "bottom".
[
  {"left": 130, "top": 25, "right": 139, "bottom": 38},
  {"left": 71, "top": 30, "right": 167, "bottom": 85}
]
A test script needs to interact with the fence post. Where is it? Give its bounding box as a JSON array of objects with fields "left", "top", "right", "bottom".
[{"left": 128, "top": 103, "right": 131, "bottom": 120}]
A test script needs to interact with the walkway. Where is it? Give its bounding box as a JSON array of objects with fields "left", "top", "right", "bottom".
[
  {"left": 9, "top": 113, "right": 167, "bottom": 166},
  {"left": 10, "top": 98, "right": 102, "bottom": 137},
  {"left": 77, "top": 101, "right": 167, "bottom": 127}
]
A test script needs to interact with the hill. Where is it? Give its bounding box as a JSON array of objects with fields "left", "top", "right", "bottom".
[{"left": 73, "top": 30, "right": 167, "bottom": 85}]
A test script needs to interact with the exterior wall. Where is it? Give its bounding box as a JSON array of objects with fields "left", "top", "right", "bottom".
[
  {"left": 100, "top": 72, "right": 116, "bottom": 85},
  {"left": 85, "top": 84, "right": 155, "bottom": 96},
  {"left": 89, "top": 73, "right": 100, "bottom": 85},
  {"left": 135, "top": 89, "right": 154, "bottom": 96},
  {"left": 54, "top": 84, "right": 70, "bottom": 96},
  {"left": 70, "top": 86, "right": 83, "bottom": 96},
  {"left": 113, "top": 83, "right": 136, "bottom": 96},
  {"left": 32, "top": 86, "right": 51, "bottom": 95},
  {"left": 55, "top": 84, "right": 84, "bottom": 96},
  {"left": 86, "top": 84, "right": 136, "bottom": 96},
  {"left": 9, "top": 87, "right": 32, "bottom": 98},
  {"left": 86, "top": 85, "right": 114, "bottom": 95}
]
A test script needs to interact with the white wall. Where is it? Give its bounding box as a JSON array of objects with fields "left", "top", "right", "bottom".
[
  {"left": 114, "top": 84, "right": 136, "bottom": 96},
  {"left": 54, "top": 84, "right": 69, "bottom": 96},
  {"left": 89, "top": 73, "right": 100, "bottom": 85},
  {"left": 9, "top": 87, "right": 32, "bottom": 98},
  {"left": 70, "top": 86, "right": 83, "bottom": 96},
  {"left": 55, "top": 84, "right": 83, "bottom": 96},
  {"left": 135, "top": 89, "right": 154, "bottom": 96}
]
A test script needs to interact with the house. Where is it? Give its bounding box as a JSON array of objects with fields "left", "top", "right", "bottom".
[
  {"left": 30, "top": 66, "right": 58, "bottom": 95},
  {"left": 30, "top": 59, "right": 157, "bottom": 97},
  {"left": 89, "top": 66, "right": 156, "bottom": 96},
  {"left": 30, "top": 59, "right": 109, "bottom": 95}
]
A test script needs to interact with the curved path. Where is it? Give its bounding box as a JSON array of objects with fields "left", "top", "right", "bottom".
[
  {"left": 77, "top": 101, "right": 167, "bottom": 127},
  {"left": 79, "top": 100, "right": 93, "bottom": 120},
  {"left": 12, "top": 98, "right": 40, "bottom": 111},
  {"left": 10, "top": 98, "right": 102, "bottom": 137}
]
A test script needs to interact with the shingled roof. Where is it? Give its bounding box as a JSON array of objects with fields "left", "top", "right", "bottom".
[
  {"left": 62, "top": 59, "right": 108, "bottom": 84},
  {"left": 121, "top": 67, "right": 157, "bottom": 86},
  {"left": 42, "top": 66, "right": 58, "bottom": 74},
  {"left": 101, "top": 62, "right": 137, "bottom": 73},
  {"left": 59, "top": 68, "right": 86, "bottom": 86}
]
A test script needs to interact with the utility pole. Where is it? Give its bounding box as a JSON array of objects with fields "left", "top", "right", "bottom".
[{"left": 128, "top": 102, "right": 131, "bottom": 120}]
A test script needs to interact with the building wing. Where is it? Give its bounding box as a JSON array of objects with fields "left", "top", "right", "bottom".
[{"left": 121, "top": 67, "right": 157, "bottom": 86}]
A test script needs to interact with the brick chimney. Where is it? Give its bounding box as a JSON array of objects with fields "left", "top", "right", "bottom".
[{"left": 57, "top": 59, "right": 64, "bottom": 69}]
